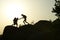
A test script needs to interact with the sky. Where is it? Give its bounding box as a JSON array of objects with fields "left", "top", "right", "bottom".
[{"left": 0, "top": 0, "right": 57, "bottom": 34}]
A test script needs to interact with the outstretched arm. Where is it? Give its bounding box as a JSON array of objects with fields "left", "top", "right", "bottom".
[
  {"left": 18, "top": 17, "right": 23, "bottom": 20},
  {"left": 18, "top": 18, "right": 22, "bottom": 20}
]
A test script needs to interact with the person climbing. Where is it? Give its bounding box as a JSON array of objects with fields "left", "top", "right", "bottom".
[
  {"left": 21, "top": 14, "right": 29, "bottom": 25},
  {"left": 13, "top": 17, "right": 20, "bottom": 26}
]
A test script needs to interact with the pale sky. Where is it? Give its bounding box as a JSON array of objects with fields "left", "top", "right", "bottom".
[{"left": 0, "top": 0, "right": 57, "bottom": 34}]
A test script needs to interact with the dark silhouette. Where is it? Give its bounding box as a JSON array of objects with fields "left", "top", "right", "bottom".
[
  {"left": 2, "top": 20, "right": 54, "bottom": 40},
  {"left": 1, "top": 20, "right": 54, "bottom": 40},
  {"left": 52, "top": 0, "right": 60, "bottom": 32},
  {"left": 13, "top": 17, "right": 20, "bottom": 26},
  {"left": 2, "top": 25, "right": 20, "bottom": 40},
  {"left": 0, "top": 20, "right": 58, "bottom": 40},
  {"left": 52, "top": 18, "right": 60, "bottom": 40},
  {"left": 34, "top": 20, "right": 52, "bottom": 32},
  {"left": 0, "top": 0, "right": 60, "bottom": 40},
  {"left": 52, "top": 0, "right": 60, "bottom": 40},
  {"left": 52, "top": 0, "right": 60, "bottom": 17},
  {"left": 21, "top": 14, "right": 29, "bottom": 25},
  {"left": 0, "top": 35, "right": 2, "bottom": 40}
]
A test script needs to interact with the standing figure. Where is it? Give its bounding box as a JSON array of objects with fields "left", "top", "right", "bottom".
[
  {"left": 21, "top": 14, "right": 29, "bottom": 25},
  {"left": 13, "top": 17, "right": 19, "bottom": 26}
]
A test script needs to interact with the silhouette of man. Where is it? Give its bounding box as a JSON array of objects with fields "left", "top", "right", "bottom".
[
  {"left": 21, "top": 14, "right": 29, "bottom": 25},
  {"left": 13, "top": 17, "right": 19, "bottom": 26}
]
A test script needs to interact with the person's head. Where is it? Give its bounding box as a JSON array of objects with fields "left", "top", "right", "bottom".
[
  {"left": 14, "top": 17, "right": 16, "bottom": 19},
  {"left": 21, "top": 14, "right": 24, "bottom": 16}
]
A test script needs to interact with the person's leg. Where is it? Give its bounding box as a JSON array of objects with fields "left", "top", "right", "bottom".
[
  {"left": 12, "top": 21, "right": 15, "bottom": 25},
  {"left": 25, "top": 19, "right": 29, "bottom": 24},
  {"left": 23, "top": 20, "right": 27, "bottom": 25},
  {"left": 26, "top": 21, "right": 29, "bottom": 24},
  {"left": 14, "top": 22, "right": 18, "bottom": 26},
  {"left": 23, "top": 20, "right": 25, "bottom": 25}
]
